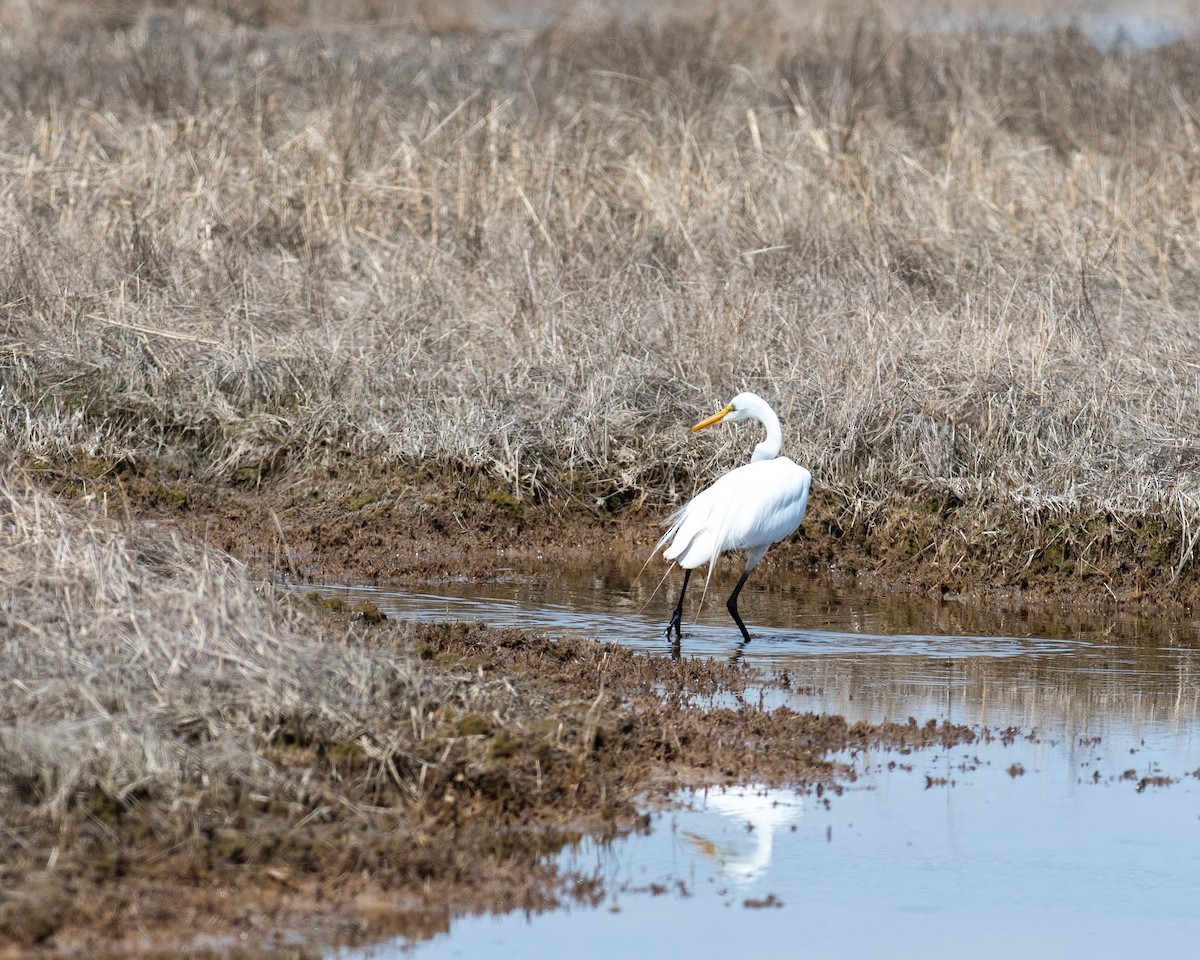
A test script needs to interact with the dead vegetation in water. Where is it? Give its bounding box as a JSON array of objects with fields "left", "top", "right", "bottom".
[
  {"left": 4, "top": 1, "right": 1200, "bottom": 597},
  {"left": 0, "top": 478, "right": 979, "bottom": 955}
]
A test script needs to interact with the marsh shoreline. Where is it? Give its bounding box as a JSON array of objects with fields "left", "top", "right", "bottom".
[
  {"left": 99, "top": 467, "right": 1200, "bottom": 611},
  {"left": 4, "top": 450, "right": 1196, "bottom": 956}
]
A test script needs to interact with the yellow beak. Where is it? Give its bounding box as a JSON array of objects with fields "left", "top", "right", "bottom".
[{"left": 691, "top": 403, "right": 734, "bottom": 432}]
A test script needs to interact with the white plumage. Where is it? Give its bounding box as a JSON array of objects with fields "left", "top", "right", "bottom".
[{"left": 657, "top": 392, "right": 811, "bottom": 644}]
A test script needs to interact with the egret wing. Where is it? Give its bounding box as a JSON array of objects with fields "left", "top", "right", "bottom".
[{"left": 658, "top": 458, "right": 811, "bottom": 571}]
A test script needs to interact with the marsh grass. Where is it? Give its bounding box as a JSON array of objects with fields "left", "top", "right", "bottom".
[
  {"left": 0, "top": 478, "right": 504, "bottom": 841},
  {"left": 4, "top": 0, "right": 1200, "bottom": 571},
  {"left": 1, "top": 482, "right": 402, "bottom": 814},
  {"left": 6, "top": 4, "right": 1200, "bottom": 939}
]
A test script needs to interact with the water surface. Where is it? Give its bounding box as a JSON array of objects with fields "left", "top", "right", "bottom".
[{"left": 323, "top": 568, "right": 1200, "bottom": 959}]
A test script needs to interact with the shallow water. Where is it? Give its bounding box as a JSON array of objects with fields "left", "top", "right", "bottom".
[{"left": 322, "top": 569, "right": 1200, "bottom": 958}]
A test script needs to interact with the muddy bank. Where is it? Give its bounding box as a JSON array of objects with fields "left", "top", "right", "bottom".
[
  {"left": 67, "top": 467, "right": 1200, "bottom": 610},
  {"left": 4, "top": 617, "right": 976, "bottom": 959}
]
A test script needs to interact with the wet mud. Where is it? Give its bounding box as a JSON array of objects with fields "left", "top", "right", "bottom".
[{"left": 87, "top": 469, "right": 1200, "bottom": 608}]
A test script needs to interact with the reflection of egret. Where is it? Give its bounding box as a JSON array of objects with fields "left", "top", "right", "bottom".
[
  {"left": 657, "top": 392, "right": 812, "bottom": 645},
  {"left": 683, "top": 785, "right": 802, "bottom": 883}
]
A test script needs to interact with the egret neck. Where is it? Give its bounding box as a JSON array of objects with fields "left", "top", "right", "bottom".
[
  {"left": 749, "top": 404, "right": 783, "bottom": 462},
  {"left": 729, "top": 392, "right": 783, "bottom": 462}
]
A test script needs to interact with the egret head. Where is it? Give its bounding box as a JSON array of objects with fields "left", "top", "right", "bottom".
[{"left": 691, "top": 392, "right": 768, "bottom": 432}]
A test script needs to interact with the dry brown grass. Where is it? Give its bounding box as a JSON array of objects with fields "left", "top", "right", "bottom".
[
  {"left": 4, "top": 1, "right": 1200, "bottom": 571},
  {"left": 0, "top": 479, "right": 418, "bottom": 815},
  {"left": 0, "top": 478, "right": 522, "bottom": 898}
]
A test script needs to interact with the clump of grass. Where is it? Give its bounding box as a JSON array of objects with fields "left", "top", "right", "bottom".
[
  {"left": 0, "top": 472, "right": 586, "bottom": 941},
  {"left": 2, "top": 479, "right": 400, "bottom": 814},
  {"left": 4, "top": 1, "right": 1200, "bottom": 580}
]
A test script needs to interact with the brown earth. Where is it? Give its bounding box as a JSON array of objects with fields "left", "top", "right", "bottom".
[{"left": 66, "top": 464, "right": 1200, "bottom": 609}]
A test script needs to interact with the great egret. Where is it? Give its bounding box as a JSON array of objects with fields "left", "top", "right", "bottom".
[{"left": 657, "top": 392, "right": 811, "bottom": 644}]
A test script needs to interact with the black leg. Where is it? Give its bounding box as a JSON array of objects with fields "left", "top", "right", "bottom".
[
  {"left": 726, "top": 569, "right": 754, "bottom": 644},
  {"left": 666, "top": 567, "right": 692, "bottom": 641}
]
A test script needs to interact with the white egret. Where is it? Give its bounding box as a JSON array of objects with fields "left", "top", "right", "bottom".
[{"left": 656, "top": 392, "right": 811, "bottom": 644}]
